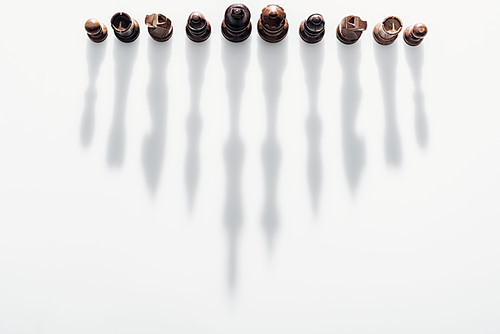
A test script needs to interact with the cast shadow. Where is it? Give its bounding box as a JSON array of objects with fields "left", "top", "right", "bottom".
[
  {"left": 185, "top": 38, "right": 210, "bottom": 210},
  {"left": 300, "top": 40, "right": 324, "bottom": 212},
  {"left": 107, "top": 39, "right": 138, "bottom": 167},
  {"left": 338, "top": 42, "right": 366, "bottom": 194},
  {"left": 258, "top": 37, "right": 288, "bottom": 253},
  {"left": 222, "top": 37, "right": 250, "bottom": 291},
  {"left": 142, "top": 39, "right": 172, "bottom": 195},
  {"left": 81, "top": 40, "right": 106, "bottom": 148},
  {"left": 405, "top": 44, "right": 428, "bottom": 149},
  {"left": 374, "top": 41, "right": 402, "bottom": 167}
]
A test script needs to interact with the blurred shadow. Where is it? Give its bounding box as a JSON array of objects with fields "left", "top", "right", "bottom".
[
  {"left": 405, "top": 44, "right": 428, "bottom": 148},
  {"left": 374, "top": 42, "right": 402, "bottom": 167},
  {"left": 338, "top": 42, "right": 365, "bottom": 193},
  {"left": 222, "top": 37, "right": 250, "bottom": 291},
  {"left": 107, "top": 39, "right": 138, "bottom": 167},
  {"left": 300, "top": 40, "right": 324, "bottom": 212},
  {"left": 81, "top": 40, "right": 106, "bottom": 148},
  {"left": 185, "top": 39, "right": 210, "bottom": 210},
  {"left": 142, "top": 39, "right": 172, "bottom": 195},
  {"left": 258, "top": 38, "right": 288, "bottom": 253}
]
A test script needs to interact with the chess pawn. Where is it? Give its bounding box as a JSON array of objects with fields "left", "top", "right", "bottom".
[
  {"left": 85, "top": 18, "right": 108, "bottom": 43},
  {"left": 299, "top": 14, "right": 325, "bottom": 44},
  {"left": 186, "top": 12, "right": 211, "bottom": 42},
  {"left": 403, "top": 23, "right": 428, "bottom": 46}
]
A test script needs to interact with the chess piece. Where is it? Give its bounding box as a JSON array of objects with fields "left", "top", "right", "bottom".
[
  {"left": 145, "top": 13, "right": 173, "bottom": 42},
  {"left": 110, "top": 12, "right": 140, "bottom": 43},
  {"left": 186, "top": 12, "right": 211, "bottom": 42},
  {"left": 221, "top": 3, "right": 252, "bottom": 42},
  {"left": 299, "top": 14, "right": 325, "bottom": 44},
  {"left": 257, "top": 4, "right": 288, "bottom": 43},
  {"left": 85, "top": 18, "right": 108, "bottom": 43},
  {"left": 373, "top": 16, "right": 403, "bottom": 45},
  {"left": 403, "top": 23, "right": 428, "bottom": 46},
  {"left": 336, "top": 15, "right": 367, "bottom": 45}
]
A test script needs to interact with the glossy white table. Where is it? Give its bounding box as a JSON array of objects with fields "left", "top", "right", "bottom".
[{"left": 1, "top": 0, "right": 499, "bottom": 333}]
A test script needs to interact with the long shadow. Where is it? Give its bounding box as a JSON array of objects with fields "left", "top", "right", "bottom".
[
  {"left": 405, "top": 44, "right": 428, "bottom": 149},
  {"left": 300, "top": 40, "right": 324, "bottom": 212},
  {"left": 338, "top": 42, "right": 366, "bottom": 193},
  {"left": 185, "top": 39, "right": 210, "bottom": 210},
  {"left": 222, "top": 37, "right": 250, "bottom": 291},
  {"left": 81, "top": 40, "right": 106, "bottom": 148},
  {"left": 107, "top": 39, "right": 139, "bottom": 167},
  {"left": 374, "top": 42, "right": 402, "bottom": 167},
  {"left": 258, "top": 38, "right": 288, "bottom": 253},
  {"left": 142, "top": 39, "right": 172, "bottom": 195}
]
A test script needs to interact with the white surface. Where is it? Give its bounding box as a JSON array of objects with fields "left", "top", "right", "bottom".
[{"left": 1, "top": 0, "right": 500, "bottom": 333}]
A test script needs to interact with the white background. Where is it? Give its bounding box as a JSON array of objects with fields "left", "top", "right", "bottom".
[{"left": 1, "top": 0, "right": 499, "bottom": 333}]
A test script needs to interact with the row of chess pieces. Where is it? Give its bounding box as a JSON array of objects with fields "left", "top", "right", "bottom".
[{"left": 85, "top": 4, "right": 428, "bottom": 46}]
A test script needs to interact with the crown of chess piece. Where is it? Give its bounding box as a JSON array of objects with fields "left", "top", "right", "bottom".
[
  {"left": 373, "top": 16, "right": 402, "bottom": 45},
  {"left": 221, "top": 3, "right": 252, "bottom": 42},
  {"left": 186, "top": 12, "right": 211, "bottom": 42},
  {"left": 299, "top": 14, "right": 325, "bottom": 44},
  {"left": 110, "top": 12, "right": 140, "bottom": 43},
  {"left": 85, "top": 18, "right": 108, "bottom": 43},
  {"left": 336, "top": 15, "right": 367, "bottom": 45},
  {"left": 403, "top": 23, "right": 428, "bottom": 46},
  {"left": 145, "top": 13, "right": 173, "bottom": 42},
  {"left": 258, "top": 4, "right": 289, "bottom": 43}
]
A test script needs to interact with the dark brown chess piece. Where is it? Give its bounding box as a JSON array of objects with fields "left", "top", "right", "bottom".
[
  {"left": 299, "top": 14, "right": 325, "bottom": 44},
  {"left": 257, "top": 4, "right": 288, "bottom": 43},
  {"left": 221, "top": 3, "right": 252, "bottom": 42},
  {"left": 186, "top": 12, "right": 211, "bottom": 42},
  {"left": 145, "top": 14, "right": 173, "bottom": 42},
  {"left": 373, "top": 16, "right": 403, "bottom": 45},
  {"left": 336, "top": 15, "right": 367, "bottom": 45},
  {"left": 403, "top": 23, "right": 428, "bottom": 46},
  {"left": 110, "top": 12, "right": 140, "bottom": 43},
  {"left": 85, "top": 18, "right": 108, "bottom": 43}
]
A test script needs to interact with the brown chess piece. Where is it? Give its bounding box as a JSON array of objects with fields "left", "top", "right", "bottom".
[
  {"left": 186, "top": 12, "right": 211, "bottom": 42},
  {"left": 336, "top": 15, "right": 367, "bottom": 45},
  {"left": 221, "top": 3, "right": 252, "bottom": 43},
  {"left": 145, "top": 14, "right": 173, "bottom": 42},
  {"left": 373, "top": 16, "right": 403, "bottom": 45},
  {"left": 85, "top": 18, "right": 108, "bottom": 43},
  {"left": 110, "top": 12, "right": 140, "bottom": 43},
  {"left": 403, "top": 23, "right": 428, "bottom": 46},
  {"left": 257, "top": 4, "right": 288, "bottom": 43},
  {"left": 299, "top": 14, "right": 325, "bottom": 44}
]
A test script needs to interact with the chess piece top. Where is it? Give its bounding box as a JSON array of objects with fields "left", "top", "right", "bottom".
[
  {"left": 258, "top": 4, "right": 289, "bottom": 43},
  {"left": 186, "top": 12, "right": 211, "bottom": 42},
  {"left": 336, "top": 15, "right": 367, "bottom": 45},
  {"left": 111, "top": 12, "right": 140, "bottom": 43},
  {"left": 373, "top": 16, "right": 402, "bottom": 45},
  {"left": 299, "top": 14, "right": 325, "bottom": 44},
  {"left": 145, "top": 13, "right": 173, "bottom": 42},
  {"left": 221, "top": 3, "right": 252, "bottom": 43},
  {"left": 85, "top": 18, "right": 108, "bottom": 43},
  {"left": 403, "top": 23, "right": 428, "bottom": 46}
]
